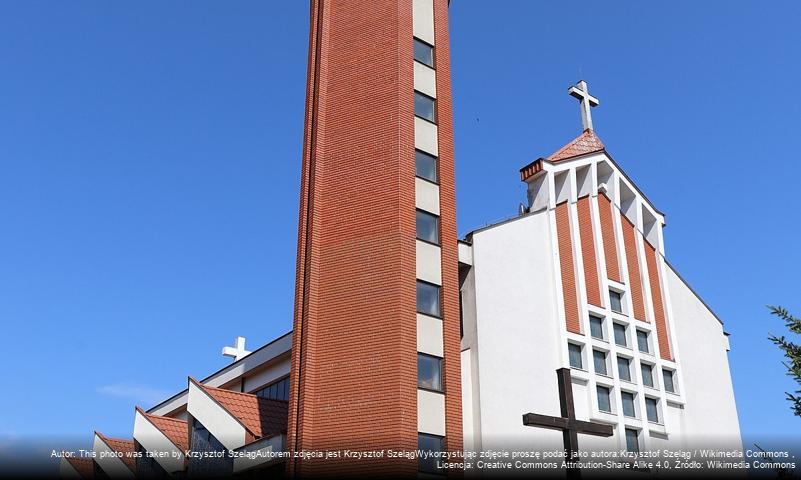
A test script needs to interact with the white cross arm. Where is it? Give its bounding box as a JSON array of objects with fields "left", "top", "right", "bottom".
[{"left": 568, "top": 85, "right": 599, "bottom": 106}]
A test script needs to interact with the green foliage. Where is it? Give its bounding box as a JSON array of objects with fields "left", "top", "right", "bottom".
[{"left": 767, "top": 306, "right": 801, "bottom": 418}]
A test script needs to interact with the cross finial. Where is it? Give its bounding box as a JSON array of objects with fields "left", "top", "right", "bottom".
[
  {"left": 222, "top": 336, "right": 251, "bottom": 362},
  {"left": 568, "top": 80, "right": 599, "bottom": 131}
]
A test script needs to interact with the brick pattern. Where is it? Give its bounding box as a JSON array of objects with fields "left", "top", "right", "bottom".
[
  {"left": 597, "top": 193, "right": 621, "bottom": 282},
  {"left": 556, "top": 202, "right": 581, "bottom": 334},
  {"left": 577, "top": 196, "right": 602, "bottom": 308},
  {"left": 644, "top": 242, "right": 673, "bottom": 360},
  {"left": 620, "top": 214, "right": 647, "bottom": 321}
]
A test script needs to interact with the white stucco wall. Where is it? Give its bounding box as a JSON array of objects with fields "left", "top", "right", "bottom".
[
  {"left": 417, "top": 313, "right": 444, "bottom": 357},
  {"left": 416, "top": 240, "right": 442, "bottom": 285},
  {"left": 415, "top": 177, "right": 440, "bottom": 215},
  {"left": 414, "top": 61, "right": 437, "bottom": 98},
  {"left": 412, "top": 0, "right": 435, "bottom": 45},
  {"left": 132, "top": 411, "right": 185, "bottom": 473},
  {"left": 414, "top": 117, "right": 438, "bottom": 156},
  {"left": 92, "top": 435, "right": 134, "bottom": 479},
  {"left": 186, "top": 381, "right": 248, "bottom": 451},
  {"left": 418, "top": 389, "right": 446, "bottom": 436}
]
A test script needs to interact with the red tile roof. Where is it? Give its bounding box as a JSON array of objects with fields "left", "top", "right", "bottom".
[
  {"left": 192, "top": 379, "right": 288, "bottom": 439},
  {"left": 548, "top": 129, "right": 605, "bottom": 162},
  {"left": 95, "top": 432, "right": 137, "bottom": 474},
  {"left": 65, "top": 456, "right": 94, "bottom": 479},
  {"left": 136, "top": 407, "right": 190, "bottom": 453}
]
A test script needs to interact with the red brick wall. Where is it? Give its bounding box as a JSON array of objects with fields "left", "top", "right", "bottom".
[
  {"left": 597, "top": 193, "right": 621, "bottom": 283},
  {"left": 577, "top": 196, "right": 602, "bottom": 308},
  {"left": 620, "top": 214, "right": 647, "bottom": 322},
  {"left": 556, "top": 202, "right": 581, "bottom": 334},
  {"left": 644, "top": 242, "right": 673, "bottom": 360}
]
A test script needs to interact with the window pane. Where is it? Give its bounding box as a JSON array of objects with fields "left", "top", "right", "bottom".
[
  {"left": 625, "top": 429, "right": 640, "bottom": 453},
  {"left": 663, "top": 370, "right": 675, "bottom": 393},
  {"left": 418, "top": 434, "right": 444, "bottom": 473},
  {"left": 597, "top": 386, "right": 611, "bottom": 413},
  {"left": 641, "top": 364, "right": 654, "bottom": 387},
  {"left": 415, "top": 149, "right": 438, "bottom": 182},
  {"left": 418, "top": 354, "right": 443, "bottom": 391},
  {"left": 621, "top": 392, "right": 636, "bottom": 417},
  {"left": 417, "top": 281, "right": 441, "bottom": 317},
  {"left": 593, "top": 350, "right": 607, "bottom": 376},
  {"left": 416, "top": 210, "right": 440, "bottom": 245},
  {"left": 646, "top": 398, "right": 659, "bottom": 423},
  {"left": 618, "top": 357, "right": 631, "bottom": 382},
  {"left": 568, "top": 343, "right": 583, "bottom": 369},
  {"left": 613, "top": 323, "right": 627, "bottom": 346},
  {"left": 636, "top": 330, "right": 649, "bottom": 353},
  {"left": 590, "top": 315, "right": 604, "bottom": 339},
  {"left": 609, "top": 290, "right": 623, "bottom": 313},
  {"left": 413, "top": 38, "right": 434, "bottom": 68},
  {"left": 414, "top": 91, "right": 436, "bottom": 122}
]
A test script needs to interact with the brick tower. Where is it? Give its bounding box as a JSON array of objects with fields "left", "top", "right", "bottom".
[{"left": 287, "top": 0, "right": 462, "bottom": 476}]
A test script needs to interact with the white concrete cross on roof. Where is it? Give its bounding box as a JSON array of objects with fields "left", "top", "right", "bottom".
[
  {"left": 568, "top": 80, "right": 600, "bottom": 131},
  {"left": 222, "top": 336, "right": 251, "bottom": 362}
]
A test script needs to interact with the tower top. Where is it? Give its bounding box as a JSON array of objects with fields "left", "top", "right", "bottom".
[{"left": 568, "top": 80, "right": 599, "bottom": 131}]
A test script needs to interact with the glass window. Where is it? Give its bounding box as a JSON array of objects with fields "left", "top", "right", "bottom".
[
  {"left": 413, "top": 38, "right": 434, "bottom": 68},
  {"left": 255, "top": 377, "right": 290, "bottom": 401},
  {"left": 617, "top": 356, "right": 631, "bottom": 382},
  {"left": 414, "top": 91, "right": 436, "bottom": 122},
  {"left": 646, "top": 397, "right": 660, "bottom": 423},
  {"left": 663, "top": 369, "right": 676, "bottom": 393},
  {"left": 621, "top": 391, "right": 636, "bottom": 417},
  {"left": 568, "top": 343, "right": 583, "bottom": 370},
  {"left": 418, "top": 434, "right": 444, "bottom": 473},
  {"left": 417, "top": 281, "right": 441, "bottom": 317},
  {"left": 418, "top": 354, "right": 443, "bottom": 391},
  {"left": 415, "top": 149, "right": 438, "bottom": 183},
  {"left": 636, "top": 330, "right": 650, "bottom": 353},
  {"left": 589, "top": 315, "right": 604, "bottom": 339},
  {"left": 596, "top": 385, "right": 612, "bottom": 413},
  {"left": 416, "top": 210, "right": 440, "bottom": 245},
  {"left": 593, "top": 350, "right": 608, "bottom": 376},
  {"left": 613, "top": 323, "right": 627, "bottom": 347},
  {"left": 609, "top": 290, "right": 623, "bottom": 313},
  {"left": 625, "top": 428, "right": 640, "bottom": 454},
  {"left": 641, "top": 363, "right": 654, "bottom": 388}
]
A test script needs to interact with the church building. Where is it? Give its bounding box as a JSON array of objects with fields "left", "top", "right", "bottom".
[{"left": 59, "top": 0, "right": 741, "bottom": 478}]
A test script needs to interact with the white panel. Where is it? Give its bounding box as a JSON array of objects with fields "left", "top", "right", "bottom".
[
  {"left": 417, "top": 389, "right": 446, "bottom": 436},
  {"left": 417, "top": 313, "right": 443, "bottom": 357},
  {"left": 416, "top": 240, "right": 442, "bottom": 285},
  {"left": 243, "top": 358, "right": 291, "bottom": 393},
  {"left": 412, "top": 0, "right": 435, "bottom": 45},
  {"left": 93, "top": 434, "right": 135, "bottom": 479},
  {"left": 187, "top": 382, "right": 248, "bottom": 451},
  {"left": 414, "top": 62, "right": 437, "bottom": 98},
  {"left": 415, "top": 177, "right": 440, "bottom": 215},
  {"left": 133, "top": 411, "right": 185, "bottom": 473},
  {"left": 458, "top": 241, "right": 473, "bottom": 266},
  {"left": 233, "top": 435, "right": 285, "bottom": 473},
  {"left": 461, "top": 349, "right": 475, "bottom": 452},
  {"left": 414, "top": 117, "right": 439, "bottom": 156}
]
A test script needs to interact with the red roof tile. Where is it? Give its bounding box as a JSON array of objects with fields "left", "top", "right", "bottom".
[
  {"left": 65, "top": 456, "right": 94, "bottom": 479},
  {"left": 95, "top": 432, "right": 136, "bottom": 474},
  {"left": 548, "top": 129, "right": 605, "bottom": 162},
  {"left": 192, "top": 380, "right": 288, "bottom": 439},
  {"left": 137, "top": 407, "right": 190, "bottom": 452}
]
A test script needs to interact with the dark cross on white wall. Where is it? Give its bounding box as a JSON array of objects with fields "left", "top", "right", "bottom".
[
  {"left": 568, "top": 80, "right": 600, "bottom": 131},
  {"left": 523, "top": 368, "right": 614, "bottom": 479}
]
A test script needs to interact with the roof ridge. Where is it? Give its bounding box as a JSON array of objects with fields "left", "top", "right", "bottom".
[
  {"left": 135, "top": 406, "right": 189, "bottom": 453},
  {"left": 547, "top": 129, "right": 605, "bottom": 162}
]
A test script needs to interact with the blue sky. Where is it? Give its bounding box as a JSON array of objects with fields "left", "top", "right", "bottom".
[{"left": 0, "top": 0, "right": 799, "bottom": 456}]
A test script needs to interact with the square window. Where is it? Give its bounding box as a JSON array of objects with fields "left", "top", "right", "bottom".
[
  {"left": 415, "top": 149, "right": 438, "bottom": 183},
  {"left": 417, "top": 281, "right": 441, "bottom": 317},
  {"left": 418, "top": 434, "right": 444, "bottom": 473},
  {"left": 663, "top": 369, "right": 676, "bottom": 393},
  {"left": 589, "top": 315, "right": 605, "bottom": 340},
  {"left": 609, "top": 290, "right": 623, "bottom": 313},
  {"left": 636, "top": 330, "right": 650, "bottom": 353},
  {"left": 645, "top": 397, "right": 660, "bottom": 423},
  {"left": 625, "top": 428, "right": 640, "bottom": 454},
  {"left": 414, "top": 91, "right": 436, "bottom": 123},
  {"left": 621, "top": 391, "right": 636, "bottom": 417},
  {"left": 418, "top": 354, "right": 443, "bottom": 392},
  {"left": 641, "top": 363, "right": 654, "bottom": 388},
  {"left": 617, "top": 356, "right": 632, "bottom": 382},
  {"left": 413, "top": 38, "right": 434, "bottom": 68},
  {"left": 593, "top": 350, "right": 608, "bottom": 376},
  {"left": 568, "top": 343, "right": 583, "bottom": 370},
  {"left": 613, "top": 323, "right": 627, "bottom": 347},
  {"left": 596, "top": 385, "right": 612, "bottom": 413},
  {"left": 416, "top": 210, "right": 440, "bottom": 245}
]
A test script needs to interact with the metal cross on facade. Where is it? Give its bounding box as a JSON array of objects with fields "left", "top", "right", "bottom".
[
  {"left": 222, "top": 336, "right": 251, "bottom": 362},
  {"left": 568, "top": 80, "right": 599, "bottom": 131},
  {"left": 523, "top": 368, "right": 614, "bottom": 478}
]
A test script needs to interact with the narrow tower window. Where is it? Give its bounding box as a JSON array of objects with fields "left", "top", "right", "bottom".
[
  {"left": 417, "top": 281, "right": 441, "bottom": 317},
  {"left": 413, "top": 38, "right": 434, "bottom": 68},
  {"left": 415, "top": 149, "right": 438, "bottom": 183},
  {"left": 417, "top": 353, "right": 443, "bottom": 392},
  {"left": 416, "top": 209, "right": 440, "bottom": 245},
  {"left": 414, "top": 91, "right": 436, "bottom": 123}
]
